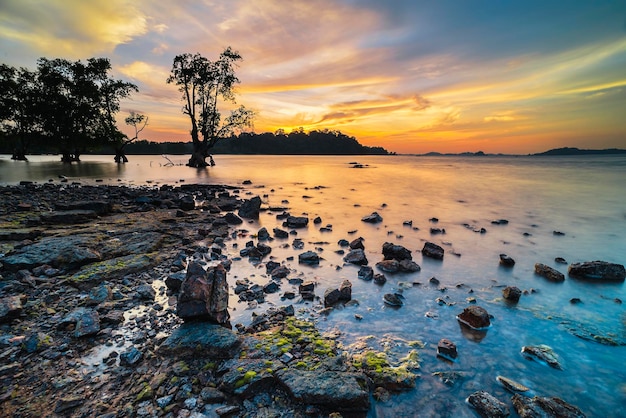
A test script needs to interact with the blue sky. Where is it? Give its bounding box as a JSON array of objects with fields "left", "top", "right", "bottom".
[{"left": 1, "top": 0, "right": 625, "bottom": 153}]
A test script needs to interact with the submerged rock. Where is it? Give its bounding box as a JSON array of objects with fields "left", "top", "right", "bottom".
[
  {"left": 496, "top": 376, "right": 529, "bottom": 393},
  {"left": 457, "top": 305, "right": 491, "bottom": 329},
  {"left": 512, "top": 394, "right": 586, "bottom": 418},
  {"left": 534, "top": 263, "right": 565, "bottom": 282},
  {"left": 521, "top": 344, "right": 563, "bottom": 370},
  {"left": 467, "top": 391, "right": 510, "bottom": 418},
  {"left": 568, "top": 261, "right": 625, "bottom": 281}
]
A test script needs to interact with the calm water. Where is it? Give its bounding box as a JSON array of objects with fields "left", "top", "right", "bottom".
[{"left": 1, "top": 153, "right": 625, "bottom": 417}]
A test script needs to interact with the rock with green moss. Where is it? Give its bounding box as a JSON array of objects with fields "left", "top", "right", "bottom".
[{"left": 159, "top": 322, "right": 242, "bottom": 358}]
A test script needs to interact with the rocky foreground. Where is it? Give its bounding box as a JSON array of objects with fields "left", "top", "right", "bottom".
[{"left": 0, "top": 182, "right": 623, "bottom": 417}]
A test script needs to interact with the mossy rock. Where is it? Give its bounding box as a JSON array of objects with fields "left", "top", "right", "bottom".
[{"left": 68, "top": 252, "right": 160, "bottom": 289}]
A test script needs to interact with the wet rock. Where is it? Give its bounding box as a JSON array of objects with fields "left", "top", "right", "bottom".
[
  {"left": 349, "top": 237, "right": 365, "bottom": 249},
  {"left": 568, "top": 261, "right": 625, "bottom": 281},
  {"left": 87, "top": 284, "right": 111, "bottom": 305},
  {"left": 382, "top": 242, "right": 412, "bottom": 261},
  {"left": 422, "top": 242, "right": 444, "bottom": 260},
  {"left": 324, "top": 288, "right": 342, "bottom": 306},
  {"left": 521, "top": 344, "right": 563, "bottom": 370},
  {"left": 298, "top": 251, "right": 320, "bottom": 265},
  {"left": 179, "top": 194, "right": 196, "bottom": 211},
  {"left": 313, "top": 216, "right": 322, "bottom": 224},
  {"left": 269, "top": 265, "right": 290, "bottom": 279},
  {"left": 339, "top": 280, "right": 352, "bottom": 301},
  {"left": 534, "top": 263, "right": 565, "bottom": 282},
  {"left": 361, "top": 212, "right": 383, "bottom": 223},
  {"left": 343, "top": 249, "right": 368, "bottom": 265},
  {"left": 437, "top": 338, "right": 457, "bottom": 360},
  {"left": 120, "top": 346, "right": 143, "bottom": 366},
  {"left": 273, "top": 227, "right": 289, "bottom": 239},
  {"left": 512, "top": 394, "right": 586, "bottom": 418},
  {"left": 467, "top": 391, "right": 510, "bottom": 418},
  {"left": 263, "top": 282, "right": 279, "bottom": 294},
  {"left": 136, "top": 283, "right": 156, "bottom": 300},
  {"left": 238, "top": 196, "right": 261, "bottom": 219},
  {"left": 55, "top": 200, "right": 112, "bottom": 215},
  {"left": 40, "top": 209, "right": 98, "bottom": 224},
  {"left": 373, "top": 273, "right": 387, "bottom": 285},
  {"left": 502, "top": 286, "right": 521, "bottom": 302},
  {"left": 159, "top": 322, "right": 241, "bottom": 358},
  {"left": 54, "top": 397, "right": 84, "bottom": 414},
  {"left": 383, "top": 293, "right": 403, "bottom": 307},
  {"left": 284, "top": 216, "right": 309, "bottom": 228},
  {"left": 555, "top": 257, "right": 568, "bottom": 264},
  {"left": 299, "top": 281, "right": 315, "bottom": 300},
  {"left": 0, "top": 295, "right": 25, "bottom": 321},
  {"left": 224, "top": 212, "right": 243, "bottom": 224},
  {"left": 257, "top": 227, "right": 270, "bottom": 240},
  {"left": 496, "top": 376, "right": 529, "bottom": 393},
  {"left": 59, "top": 307, "right": 101, "bottom": 337},
  {"left": 338, "top": 239, "right": 350, "bottom": 247},
  {"left": 177, "top": 262, "right": 230, "bottom": 325},
  {"left": 457, "top": 305, "right": 491, "bottom": 329},
  {"left": 430, "top": 227, "right": 445, "bottom": 234},
  {"left": 399, "top": 259, "right": 421, "bottom": 272},
  {"left": 358, "top": 265, "right": 374, "bottom": 280},
  {"left": 570, "top": 297, "right": 582, "bottom": 304},
  {"left": 491, "top": 219, "right": 509, "bottom": 225},
  {"left": 499, "top": 254, "right": 515, "bottom": 267},
  {"left": 276, "top": 369, "right": 370, "bottom": 413},
  {"left": 165, "top": 272, "right": 186, "bottom": 291}
]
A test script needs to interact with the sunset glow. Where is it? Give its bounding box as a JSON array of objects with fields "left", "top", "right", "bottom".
[{"left": 1, "top": 0, "right": 625, "bottom": 154}]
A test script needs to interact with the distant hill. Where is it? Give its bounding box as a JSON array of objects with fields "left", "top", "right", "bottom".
[{"left": 533, "top": 147, "right": 626, "bottom": 156}]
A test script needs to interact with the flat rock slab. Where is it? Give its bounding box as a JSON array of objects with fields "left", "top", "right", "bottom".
[
  {"left": 568, "top": 261, "right": 625, "bottom": 281},
  {"left": 159, "top": 322, "right": 242, "bottom": 359},
  {"left": 276, "top": 369, "right": 370, "bottom": 412},
  {"left": 68, "top": 253, "right": 159, "bottom": 289},
  {"left": 40, "top": 210, "right": 99, "bottom": 224}
]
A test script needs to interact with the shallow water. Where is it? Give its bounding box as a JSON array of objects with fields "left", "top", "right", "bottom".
[{"left": 2, "top": 153, "right": 625, "bottom": 416}]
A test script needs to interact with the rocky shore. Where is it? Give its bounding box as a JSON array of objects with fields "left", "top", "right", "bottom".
[{"left": 1, "top": 182, "right": 624, "bottom": 417}]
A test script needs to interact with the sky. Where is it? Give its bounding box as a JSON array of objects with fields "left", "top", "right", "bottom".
[{"left": 1, "top": 0, "right": 625, "bottom": 154}]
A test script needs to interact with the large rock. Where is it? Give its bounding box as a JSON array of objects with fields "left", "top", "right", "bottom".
[
  {"left": 40, "top": 210, "right": 99, "bottom": 224},
  {"left": 238, "top": 196, "right": 262, "bottom": 219},
  {"left": 0, "top": 295, "right": 25, "bottom": 322},
  {"left": 502, "top": 286, "right": 521, "bottom": 302},
  {"left": 284, "top": 216, "right": 309, "bottom": 228},
  {"left": 159, "top": 322, "right": 241, "bottom": 358},
  {"left": 177, "top": 262, "right": 230, "bottom": 325},
  {"left": 343, "top": 249, "right": 368, "bottom": 265},
  {"left": 58, "top": 308, "right": 100, "bottom": 338},
  {"left": 276, "top": 369, "right": 370, "bottom": 412},
  {"left": 361, "top": 212, "right": 383, "bottom": 223},
  {"left": 382, "top": 242, "right": 412, "bottom": 261},
  {"left": 422, "top": 242, "right": 444, "bottom": 260},
  {"left": 568, "top": 261, "right": 625, "bottom": 281},
  {"left": 512, "top": 394, "right": 586, "bottom": 418},
  {"left": 467, "top": 391, "right": 510, "bottom": 418},
  {"left": 534, "top": 263, "right": 565, "bottom": 282},
  {"left": 457, "top": 305, "right": 491, "bottom": 329},
  {"left": 298, "top": 251, "right": 320, "bottom": 265}
]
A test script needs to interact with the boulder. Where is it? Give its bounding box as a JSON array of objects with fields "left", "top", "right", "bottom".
[
  {"left": 177, "top": 262, "right": 230, "bottom": 325},
  {"left": 276, "top": 369, "right": 370, "bottom": 413},
  {"left": 499, "top": 254, "right": 516, "bottom": 267},
  {"left": 376, "top": 259, "right": 400, "bottom": 273},
  {"left": 284, "top": 216, "right": 309, "bottom": 228},
  {"left": 324, "top": 288, "right": 342, "bottom": 306},
  {"left": 298, "top": 251, "right": 320, "bottom": 265},
  {"left": 159, "top": 322, "right": 241, "bottom": 358},
  {"left": 257, "top": 227, "right": 270, "bottom": 240},
  {"left": 457, "top": 305, "right": 491, "bottom": 329},
  {"left": 534, "top": 263, "right": 565, "bottom": 282},
  {"left": 568, "top": 261, "right": 625, "bottom": 281},
  {"left": 343, "top": 249, "right": 368, "bottom": 265},
  {"left": 467, "top": 391, "right": 510, "bottom": 418},
  {"left": 224, "top": 212, "right": 243, "bottom": 225},
  {"left": 382, "top": 242, "right": 412, "bottom": 261},
  {"left": 349, "top": 237, "right": 365, "bottom": 250},
  {"left": 383, "top": 293, "right": 403, "bottom": 306},
  {"left": 273, "top": 228, "right": 289, "bottom": 239},
  {"left": 238, "top": 196, "right": 262, "bottom": 219},
  {"left": 422, "top": 242, "right": 444, "bottom": 260},
  {"left": 399, "top": 259, "right": 421, "bottom": 272},
  {"left": 339, "top": 280, "right": 352, "bottom": 301},
  {"left": 511, "top": 394, "right": 586, "bottom": 418},
  {"left": 437, "top": 338, "right": 458, "bottom": 360},
  {"left": 358, "top": 266, "right": 374, "bottom": 280},
  {"left": 179, "top": 195, "right": 195, "bottom": 211},
  {"left": 361, "top": 212, "right": 383, "bottom": 223},
  {"left": 269, "top": 265, "right": 290, "bottom": 279},
  {"left": 502, "top": 286, "right": 521, "bottom": 302}
]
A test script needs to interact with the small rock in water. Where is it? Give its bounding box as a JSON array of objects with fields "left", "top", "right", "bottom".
[
  {"left": 361, "top": 212, "right": 383, "bottom": 223},
  {"left": 457, "top": 305, "right": 491, "bottom": 329},
  {"left": 502, "top": 286, "right": 522, "bottom": 302},
  {"left": 555, "top": 257, "right": 568, "bottom": 264},
  {"left": 568, "top": 260, "right": 625, "bottom": 282},
  {"left": 466, "top": 391, "right": 510, "bottom": 418},
  {"left": 499, "top": 253, "right": 516, "bottom": 267},
  {"left": 511, "top": 394, "right": 586, "bottom": 418},
  {"left": 570, "top": 297, "right": 582, "bottom": 304},
  {"left": 422, "top": 242, "right": 444, "bottom": 260},
  {"left": 521, "top": 344, "right": 563, "bottom": 370},
  {"left": 496, "top": 376, "right": 529, "bottom": 393},
  {"left": 437, "top": 338, "right": 458, "bottom": 360},
  {"left": 358, "top": 266, "right": 374, "bottom": 281},
  {"left": 298, "top": 251, "right": 320, "bottom": 265},
  {"left": 534, "top": 263, "right": 565, "bottom": 282},
  {"left": 383, "top": 293, "right": 403, "bottom": 307}
]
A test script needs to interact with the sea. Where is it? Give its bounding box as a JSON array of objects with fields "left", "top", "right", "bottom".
[{"left": 1, "top": 153, "right": 625, "bottom": 417}]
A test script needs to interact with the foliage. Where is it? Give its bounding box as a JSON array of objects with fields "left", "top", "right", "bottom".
[
  {"left": 113, "top": 111, "right": 148, "bottom": 163},
  {"left": 167, "top": 48, "right": 254, "bottom": 167},
  {"left": 0, "top": 57, "right": 137, "bottom": 162}
]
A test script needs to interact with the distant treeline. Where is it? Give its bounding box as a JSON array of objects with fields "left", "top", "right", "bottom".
[
  {"left": 86, "top": 129, "right": 390, "bottom": 155},
  {"left": 532, "top": 147, "right": 626, "bottom": 156}
]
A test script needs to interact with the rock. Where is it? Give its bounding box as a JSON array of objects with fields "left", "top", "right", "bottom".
[
  {"left": 398, "top": 259, "right": 421, "bottom": 272},
  {"left": 491, "top": 219, "right": 509, "bottom": 225},
  {"left": 257, "top": 227, "right": 270, "bottom": 240},
  {"left": 338, "top": 239, "right": 350, "bottom": 247},
  {"left": 263, "top": 281, "right": 279, "bottom": 293},
  {"left": 298, "top": 251, "right": 320, "bottom": 265},
  {"left": 313, "top": 216, "right": 322, "bottom": 224},
  {"left": 349, "top": 237, "right": 365, "bottom": 249},
  {"left": 555, "top": 257, "right": 568, "bottom": 264},
  {"left": 40, "top": 210, "right": 98, "bottom": 224},
  {"left": 376, "top": 259, "right": 400, "bottom": 273},
  {"left": 568, "top": 261, "right": 625, "bottom": 281},
  {"left": 437, "top": 338, "right": 457, "bottom": 360},
  {"left": 343, "top": 249, "right": 368, "bottom": 265},
  {"left": 238, "top": 196, "right": 262, "bottom": 219},
  {"left": 0, "top": 295, "right": 25, "bottom": 321},
  {"left": 179, "top": 194, "right": 196, "bottom": 211},
  {"left": 324, "top": 288, "right": 342, "bottom": 306},
  {"left": 382, "top": 242, "right": 412, "bottom": 261},
  {"left": 136, "top": 283, "right": 156, "bottom": 300},
  {"left": 55, "top": 200, "right": 112, "bottom": 215},
  {"left": 159, "top": 322, "right": 241, "bottom": 358},
  {"left": 496, "top": 376, "right": 529, "bottom": 393},
  {"left": 120, "top": 346, "right": 142, "bottom": 366},
  {"left": 177, "top": 262, "right": 230, "bottom": 325},
  {"left": 521, "top": 344, "right": 563, "bottom": 370},
  {"left": 87, "top": 284, "right": 111, "bottom": 305},
  {"left": 339, "top": 280, "right": 352, "bottom": 301},
  {"left": 54, "top": 397, "right": 84, "bottom": 414},
  {"left": 457, "top": 305, "right": 491, "bottom": 329},
  {"left": 430, "top": 227, "right": 445, "bottom": 234},
  {"left": 373, "top": 273, "right": 387, "bottom": 285},
  {"left": 499, "top": 254, "right": 516, "bottom": 267},
  {"left": 59, "top": 307, "right": 101, "bottom": 337},
  {"left": 299, "top": 281, "right": 315, "bottom": 299},
  {"left": 284, "top": 216, "right": 309, "bottom": 228},
  {"left": 273, "top": 227, "right": 289, "bottom": 239},
  {"left": 269, "top": 265, "right": 290, "bottom": 279},
  {"left": 422, "top": 242, "right": 444, "bottom": 260},
  {"left": 383, "top": 293, "right": 403, "bottom": 306},
  {"left": 224, "top": 212, "right": 243, "bottom": 225},
  {"left": 358, "top": 266, "right": 374, "bottom": 280},
  {"left": 361, "top": 212, "right": 383, "bottom": 223},
  {"left": 467, "top": 391, "right": 510, "bottom": 418},
  {"left": 276, "top": 369, "right": 370, "bottom": 413},
  {"left": 502, "top": 286, "right": 521, "bottom": 302},
  {"left": 534, "top": 263, "right": 565, "bottom": 282},
  {"left": 165, "top": 272, "right": 186, "bottom": 291},
  {"left": 512, "top": 394, "right": 586, "bottom": 418}
]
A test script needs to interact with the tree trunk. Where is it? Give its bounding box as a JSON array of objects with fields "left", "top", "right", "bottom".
[
  {"left": 114, "top": 146, "right": 129, "bottom": 163},
  {"left": 187, "top": 140, "right": 210, "bottom": 168},
  {"left": 11, "top": 149, "right": 28, "bottom": 161}
]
